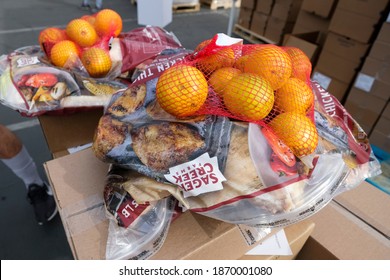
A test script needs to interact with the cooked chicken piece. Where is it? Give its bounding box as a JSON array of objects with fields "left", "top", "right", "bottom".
[
  {"left": 131, "top": 122, "right": 205, "bottom": 172},
  {"left": 107, "top": 84, "right": 146, "bottom": 117},
  {"left": 92, "top": 115, "right": 129, "bottom": 160}
]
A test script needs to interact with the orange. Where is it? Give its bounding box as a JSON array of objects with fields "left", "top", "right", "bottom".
[
  {"left": 38, "top": 27, "right": 67, "bottom": 53},
  {"left": 223, "top": 73, "right": 274, "bottom": 121},
  {"left": 268, "top": 112, "right": 318, "bottom": 157},
  {"left": 66, "top": 19, "right": 98, "bottom": 47},
  {"left": 209, "top": 67, "right": 241, "bottom": 96},
  {"left": 285, "top": 47, "right": 312, "bottom": 82},
  {"left": 81, "top": 14, "right": 96, "bottom": 26},
  {"left": 196, "top": 47, "right": 236, "bottom": 74},
  {"left": 156, "top": 65, "right": 208, "bottom": 118},
  {"left": 81, "top": 47, "right": 112, "bottom": 78},
  {"left": 234, "top": 55, "right": 249, "bottom": 71},
  {"left": 50, "top": 40, "right": 80, "bottom": 68},
  {"left": 274, "top": 77, "right": 314, "bottom": 114},
  {"left": 244, "top": 45, "right": 292, "bottom": 90},
  {"left": 94, "top": 9, "right": 123, "bottom": 37},
  {"left": 194, "top": 39, "right": 212, "bottom": 52}
]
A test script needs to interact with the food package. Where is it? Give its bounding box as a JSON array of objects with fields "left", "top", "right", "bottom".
[
  {"left": 92, "top": 35, "right": 381, "bottom": 259},
  {"left": 0, "top": 26, "right": 183, "bottom": 117},
  {"left": 104, "top": 165, "right": 176, "bottom": 260}
]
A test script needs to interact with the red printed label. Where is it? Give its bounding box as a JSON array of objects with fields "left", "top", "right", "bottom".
[
  {"left": 117, "top": 199, "right": 150, "bottom": 228},
  {"left": 164, "top": 153, "right": 226, "bottom": 198}
]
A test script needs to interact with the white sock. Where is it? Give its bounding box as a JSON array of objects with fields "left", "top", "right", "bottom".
[{"left": 1, "top": 146, "right": 44, "bottom": 189}]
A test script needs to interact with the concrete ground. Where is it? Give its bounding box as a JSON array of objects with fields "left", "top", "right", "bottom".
[{"left": 0, "top": 0, "right": 239, "bottom": 259}]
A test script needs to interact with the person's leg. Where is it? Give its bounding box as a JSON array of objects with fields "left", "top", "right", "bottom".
[
  {"left": 81, "top": 0, "right": 91, "bottom": 10},
  {"left": 0, "top": 125, "right": 57, "bottom": 225},
  {"left": 95, "top": 0, "right": 103, "bottom": 9}
]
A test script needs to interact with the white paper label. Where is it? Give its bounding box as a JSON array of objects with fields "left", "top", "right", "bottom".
[
  {"left": 312, "top": 72, "right": 331, "bottom": 90},
  {"left": 67, "top": 143, "right": 92, "bottom": 154},
  {"left": 354, "top": 73, "right": 375, "bottom": 92},
  {"left": 237, "top": 224, "right": 272, "bottom": 246},
  {"left": 164, "top": 153, "right": 226, "bottom": 198},
  {"left": 16, "top": 56, "right": 40, "bottom": 68},
  {"left": 245, "top": 229, "right": 293, "bottom": 256}
]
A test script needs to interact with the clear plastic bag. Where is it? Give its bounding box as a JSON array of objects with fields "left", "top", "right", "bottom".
[{"left": 103, "top": 165, "right": 176, "bottom": 260}]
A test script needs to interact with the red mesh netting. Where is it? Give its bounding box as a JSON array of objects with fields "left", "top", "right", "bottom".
[{"left": 155, "top": 35, "right": 317, "bottom": 157}]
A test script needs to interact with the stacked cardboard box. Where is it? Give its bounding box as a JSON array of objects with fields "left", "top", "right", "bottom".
[
  {"left": 249, "top": 0, "right": 304, "bottom": 44},
  {"left": 344, "top": 13, "right": 390, "bottom": 136},
  {"left": 312, "top": 0, "right": 389, "bottom": 103},
  {"left": 237, "top": 0, "right": 256, "bottom": 29},
  {"left": 292, "top": 0, "right": 336, "bottom": 45},
  {"left": 370, "top": 102, "right": 390, "bottom": 152}
]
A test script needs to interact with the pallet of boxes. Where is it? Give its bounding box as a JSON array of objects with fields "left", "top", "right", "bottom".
[{"left": 235, "top": 0, "right": 305, "bottom": 45}]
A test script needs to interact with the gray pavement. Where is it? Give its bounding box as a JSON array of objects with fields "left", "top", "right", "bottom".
[{"left": 0, "top": 0, "right": 238, "bottom": 259}]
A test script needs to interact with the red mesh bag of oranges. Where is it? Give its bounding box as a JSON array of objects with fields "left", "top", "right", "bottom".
[
  {"left": 155, "top": 34, "right": 317, "bottom": 160},
  {"left": 39, "top": 9, "right": 123, "bottom": 79}
]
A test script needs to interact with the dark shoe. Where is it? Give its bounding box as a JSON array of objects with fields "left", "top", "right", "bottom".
[
  {"left": 80, "top": 3, "right": 91, "bottom": 11},
  {"left": 27, "top": 183, "right": 58, "bottom": 226},
  {"left": 91, "top": 5, "right": 102, "bottom": 13}
]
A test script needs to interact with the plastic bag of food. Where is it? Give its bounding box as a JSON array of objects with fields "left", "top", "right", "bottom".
[
  {"left": 0, "top": 46, "right": 128, "bottom": 116},
  {"left": 104, "top": 165, "right": 176, "bottom": 260},
  {"left": 92, "top": 38, "right": 380, "bottom": 229}
]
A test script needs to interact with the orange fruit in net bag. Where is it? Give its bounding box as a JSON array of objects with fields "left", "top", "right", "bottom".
[
  {"left": 268, "top": 112, "right": 318, "bottom": 157},
  {"left": 209, "top": 67, "right": 241, "bottom": 96},
  {"left": 94, "top": 9, "right": 123, "bottom": 37},
  {"left": 81, "top": 47, "right": 112, "bottom": 78},
  {"left": 50, "top": 40, "right": 80, "bottom": 68},
  {"left": 274, "top": 77, "right": 314, "bottom": 114},
  {"left": 39, "top": 27, "right": 67, "bottom": 53},
  {"left": 81, "top": 14, "right": 96, "bottom": 26},
  {"left": 194, "top": 39, "right": 212, "bottom": 52},
  {"left": 234, "top": 55, "right": 249, "bottom": 72},
  {"left": 156, "top": 65, "right": 208, "bottom": 118},
  {"left": 285, "top": 47, "right": 312, "bottom": 82},
  {"left": 223, "top": 73, "right": 274, "bottom": 121},
  {"left": 244, "top": 45, "right": 292, "bottom": 90},
  {"left": 66, "top": 19, "right": 98, "bottom": 47},
  {"left": 196, "top": 47, "right": 236, "bottom": 74}
]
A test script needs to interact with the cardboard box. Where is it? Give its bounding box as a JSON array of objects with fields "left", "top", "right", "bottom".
[
  {"left": 377, "top": 22, "right": 390, "bottom": 44},
  {"left": 301, "top": 0, "right": 337, "bottom": 19},
  {"left": 292, "top": 10, "right": 330, "bottom": 44},
  {"left": 298, "top": 181, "right": 390, "bottom": 260},
  {"left": 369, "top": 129, "right": 390, "bottom": 152},
  {"left": 250, "top": 11, "right": 268, "bottom": 35},
  {"left": 344, "top": 87, "right": 387, "bottom": 130},
  {"left": 353, "top": 72, "right": 390, "bottom": 100},
  {"left": 239, "top": 220, "right": 315, "bottom": 260},
  {"left": 368, "top": 40, "right": 390, "bottom": 62},
  {"left": 264, "top": 16, "right": 295, "bottom": 44},
  {"left": 270, "top": 0, "right": 303, "bottom": 22},
  {"left": 237, "top": 7, "right": 254, "bottom": 29},
  {"left": 322, "top": 32, "right": 370, "bottom": 63},
  {"left": 38, "top": 108, "right": 103, "bottom": 158},
  {"left": 255, "top": 0, "right": 274, "bottom": 14},
  {"left": 329, "top": 8, "right": 381, "bottom": 43},
  {"left": 45, "top": 148, "right": 305, "bottom": 260},
  {"left": 312, "top": 71, "right": 350, "bottom": 102},
  {"left": 337, "top": 0, "right": 389, "bottom": 19},
  {"left": 315, "top": 50, "right": 360, "bottom": 83},
  {"left": 282, "top": 32, "right": 320, "bottom": 62},
  {"left": 240, "top": 0, "right": 256, "bottom": 9},
  {"left": 361, "top": 56, "right": 390, "bottom": 84}
]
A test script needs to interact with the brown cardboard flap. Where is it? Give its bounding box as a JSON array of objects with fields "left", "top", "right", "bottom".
[
  {"left": 305, "top": 201, "right": 390, "bottom": 259},
  {"left": 39, "top": 108, "right": 103, "bottom": 154},
  {"left": 333, "top": 181, "right": 390, "bottom": 238}
]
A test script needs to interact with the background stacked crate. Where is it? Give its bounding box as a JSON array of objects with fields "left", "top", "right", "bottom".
[
  {"left": 235, "top": 0, "right": 304, "bottom": 44},
  {"left": 345, "top": 15, "right": 390, "bottom": 150},
  {"left": 200, "top": 0, "right": 241, "bottom": 10}
]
